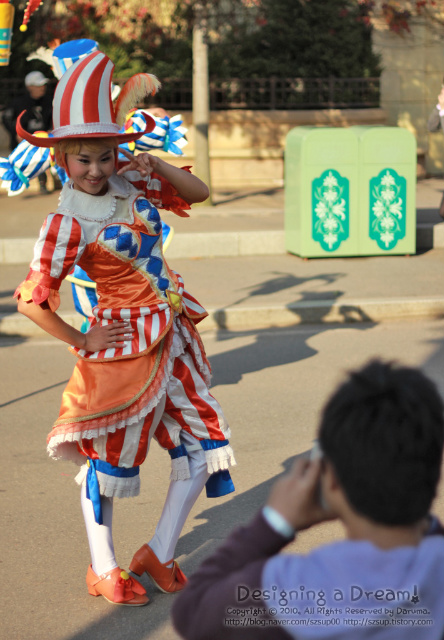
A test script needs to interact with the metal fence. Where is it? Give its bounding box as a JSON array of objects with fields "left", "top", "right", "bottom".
[
  {"left": 1, "top": 76, "right": 380, "bottom": 112},
  {"left": 147, "top": 76, "right": 381, "bottom": 111},
  {"left": 209, "top": 77, "right": 381, "bottom": 110}
]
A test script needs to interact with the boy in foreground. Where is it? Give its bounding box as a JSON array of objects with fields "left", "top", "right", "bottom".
[{"left": 172, "top": 360, "right": 444, "bottom": 639}]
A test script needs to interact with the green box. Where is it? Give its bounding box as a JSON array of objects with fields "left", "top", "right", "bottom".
[
  {"left": 285, "top": 126, "right": 359, "bottom": 258},
  {"left": 284, "top": 125, "right": 416, "bottom": 258},
  {"left": 352, "top": 125, "right": 416, "bottom": 256}
]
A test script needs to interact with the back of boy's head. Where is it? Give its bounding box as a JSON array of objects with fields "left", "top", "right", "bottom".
[{"left": 318, "top": 359, "right": 444, "bottom": 526}]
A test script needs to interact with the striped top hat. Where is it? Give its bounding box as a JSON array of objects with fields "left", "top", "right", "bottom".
[{"left": 17, "top": 51, "right": 159, "bottom": 148}]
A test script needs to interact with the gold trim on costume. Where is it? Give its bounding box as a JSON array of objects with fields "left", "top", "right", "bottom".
[{"left": 167, "top": 289, "right": 182, "bottom": 313}]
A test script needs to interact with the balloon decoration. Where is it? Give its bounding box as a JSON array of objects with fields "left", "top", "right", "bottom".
[
  {"left": 0, "top": 139, "right": 51, "bottom": 196},
  {"left": 0, "top": 0, "right": 15, "bottom": 66},
  {"left": 0, "top": 137, "right": 69, "bottom": 196},
  {"left": 119, "top": 110, "right": 189, "bottom": 158}
]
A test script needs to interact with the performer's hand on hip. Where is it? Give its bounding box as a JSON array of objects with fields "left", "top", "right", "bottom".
[{"left": 83, "top": 321, "right": 134, "bottom": 352}]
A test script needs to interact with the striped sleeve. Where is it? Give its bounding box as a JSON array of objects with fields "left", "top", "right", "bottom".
[
  {"left": 118, "top": 162, "right": 192, "bottom": 218},
  {"left": 15, "top": 213, "right": 86, "bottom": 311}
]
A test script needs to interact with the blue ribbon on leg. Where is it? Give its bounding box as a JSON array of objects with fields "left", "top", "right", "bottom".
[
  {"left": 86, "top": 458, "right": 103, "bottom": 525},
  {"left": 205, "top": 469, "right": 235, "bottom": 498},
  {"left": 167, "top": 439, "right": 235, "bottom": 498},
  {"left": 85, "top": 458, "right": 140, "bottom": 525},
  {"left": 199, "top": 439, "right": 235, "bottom": 498}
]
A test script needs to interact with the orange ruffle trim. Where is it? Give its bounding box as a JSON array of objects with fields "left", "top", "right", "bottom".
[
  {"left": 14, "top": 280, "right": 60, "bottom": 312},
  {"left": 160, "top": 167, "right": 192, "bottom": 218},
  {"left": 123, "top": 165, "right": 192, "bottom": 218}
]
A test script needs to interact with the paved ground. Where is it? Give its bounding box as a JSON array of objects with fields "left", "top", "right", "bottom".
[{"left": 2, "top": 319, "right": 444, "bottom": 640}]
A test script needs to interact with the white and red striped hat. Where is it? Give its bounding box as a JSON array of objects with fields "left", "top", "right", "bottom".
[{"left": 17, "top": 51, "right": 156, "bottom": 148}]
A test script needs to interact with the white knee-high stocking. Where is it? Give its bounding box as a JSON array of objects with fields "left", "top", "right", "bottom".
[
  {"left": 148, "top": 433, "right": 210, "bottom": 564},
  {"left": 80, "top": 484, "right": 118, "bottom": 576}
]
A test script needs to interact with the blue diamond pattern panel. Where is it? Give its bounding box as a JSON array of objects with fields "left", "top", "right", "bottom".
[
  {"left": 100, "top": 225, "right": 139, "bottom": 260},
  {"left": 135, "top": 197, "right": 162, "bottom": 234},
  {"left": 135, "top": 232, "right": 172, "bottom": 294}
]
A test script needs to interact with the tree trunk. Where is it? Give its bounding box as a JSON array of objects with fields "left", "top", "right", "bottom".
[{"left": 192, "top": 3, "right": 212, "bottom": 205}]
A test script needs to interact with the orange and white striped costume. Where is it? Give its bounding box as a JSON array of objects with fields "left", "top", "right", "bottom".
[{"left": 15, "top": 170, "right": 235, "bottom": 499}]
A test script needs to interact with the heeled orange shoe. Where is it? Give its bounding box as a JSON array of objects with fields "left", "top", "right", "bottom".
[
  {"left": 129, "top": 544, "right": 187, "bottom": 593},
  {"left": 86, "top": 564, "right": 149, "bottom": 606}
]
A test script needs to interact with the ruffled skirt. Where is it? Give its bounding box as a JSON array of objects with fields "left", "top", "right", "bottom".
[{"left": 47, "top": 314, "right": 235, "bottom": 497}]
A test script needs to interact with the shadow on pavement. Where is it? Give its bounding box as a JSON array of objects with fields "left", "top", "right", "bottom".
[
  {"left": 416, "top": 206, "right": 444, "bottom": 224},
  {"left": 0, "top": 286, "right": 17, "bottom": 314},
  {"left": 0, "top": 334, "right": 27, "bottom": 347},
  {"left": 178, "top": 453, "right": 304, "bottom": 556},
  {"left": 210, "top": 269, "right": 374, "bottom": 331},
  {"left": 228, "top": 270, "right": 345, "bottom": 307},
  {"left": 213, "top": 187, "right": 282, "bottom": 206},
  {"left": 210, "top": 325, "right": 319, "bottom": 386},
  {"left": 0, "top": 378, "right": 69, "bottom": 408},
  {"left": 421, "top": 327, "right": 444, "bottom": 397},
  {"left": 207, "top": 270, "right": 375, "bottom": 387},
  {"left": 210, "top": 320, "right": 374, "bottom": 388}
]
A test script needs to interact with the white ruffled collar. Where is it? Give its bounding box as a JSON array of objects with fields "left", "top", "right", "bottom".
[{"left": 57, "top": 173, "right": 137, "bottom": 222}]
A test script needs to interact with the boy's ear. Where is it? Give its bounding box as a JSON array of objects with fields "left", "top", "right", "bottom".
[
  {"left": 320, "top": 459, "right": 343, "bottom": 518},
  {"left": 323, "top": 459, "right": 340, "bottom": 491}
]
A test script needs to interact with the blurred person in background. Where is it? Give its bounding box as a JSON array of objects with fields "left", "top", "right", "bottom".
[{"left": 2, "top": 70, "right": 53, "bottom": 194}]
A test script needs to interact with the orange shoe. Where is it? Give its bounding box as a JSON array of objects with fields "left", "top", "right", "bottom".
[
  {"left": 129, "top": 544, "right": 187, "bottom": 593},
  {"left": 86, "top": 565, "right": 149, "bottom": 606}
]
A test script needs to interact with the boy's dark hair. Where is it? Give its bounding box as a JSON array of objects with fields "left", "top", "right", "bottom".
[{"left": 318, "top": 359, "right": 444, "bottom": 525}]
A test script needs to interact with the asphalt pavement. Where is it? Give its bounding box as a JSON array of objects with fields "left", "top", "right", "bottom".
[{"left": 2, "top": 320, "right": 444, "bottom": 640}]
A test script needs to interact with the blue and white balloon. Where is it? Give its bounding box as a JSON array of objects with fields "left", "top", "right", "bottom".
[
  {"left": 118, "top": 111, "right": 188, "bottom": 160},
  {"left": 0, "top": 140, "right": 51, "bottom": 196}
]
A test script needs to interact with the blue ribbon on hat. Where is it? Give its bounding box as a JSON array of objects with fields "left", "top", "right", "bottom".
[{"left": 86, "top": 458, "right": 140, "bottom": 525}]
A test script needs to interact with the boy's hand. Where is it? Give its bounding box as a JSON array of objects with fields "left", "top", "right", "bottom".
[
  {"left": 117, "top": 149, "right": 159, "bottom": 177},
  {"left": 266, "top": 458, "right": 335, "bottom": 531},
  {"left": 82, "top": 321, "right": 134, "bottom": 352},
  {"left": 438, "top": 87, "right": 444, "bottom": 110}
]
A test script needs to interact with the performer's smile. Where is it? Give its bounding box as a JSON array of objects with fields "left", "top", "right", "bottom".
[{"left": 67, "top": 146, "right": 115, "bottom": 195}]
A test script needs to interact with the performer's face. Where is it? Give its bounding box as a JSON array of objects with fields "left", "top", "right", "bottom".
[{"left": 66, "top": 144, "right": 115, "bottom": 196}]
